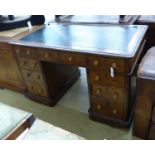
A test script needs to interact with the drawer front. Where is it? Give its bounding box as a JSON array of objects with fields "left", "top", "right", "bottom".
[
  {"left": 91, "top": 97, "right": 124, "bottom": 119},
  {"left": 22, "top": 70, "right": 44, "bottom": 83},
  {"left": 87, "top": 56, "right": 124, "bottom": 73},
  {"left": 15, "top": 47, "right": 36, "bottom": 58},
  {"left": 37, "top": 49, "right": 60, "bottom": 62},
  {"left": 26, "top": 82, "right": 48, "bottom": 97},
  {"left": 88, "top": 70, "right": 126, "bottom": 87},
  {"left": 18, "top": 57, "right": 41, "bottom": 71},
  {"left": 91, "top": 84, "right": 125, "bottom": 103},
  {"left": 59, "top": 53, "right": 86, "bottom": 67}
]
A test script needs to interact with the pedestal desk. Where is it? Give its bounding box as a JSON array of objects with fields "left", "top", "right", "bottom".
[{"left": 10, "top": 23, "right": 147, "bottom": 127}]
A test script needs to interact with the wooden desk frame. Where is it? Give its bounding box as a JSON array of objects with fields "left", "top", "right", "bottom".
[{"left": 9, "top": 24, "right": 147, "bottom": 128}]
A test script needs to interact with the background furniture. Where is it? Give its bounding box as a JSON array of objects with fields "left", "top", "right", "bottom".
[
  {"left": 0, "top": 102, "right": 84, "bottom": 140},
  {"left": 23, "top": 119, "right": 84, "bottom": 140},
  {"left": 135, "top": 15, "right": 155, "bottom": 52},
  {"left": 53, "top": 15, "right": 139, "bottom": 25},
  {"left": 0, "top": 102, "right": 35, "bottom": 140},
  {"left": 0, "top": 15, "right": 45, "bottom": 32},
  {"left": 133, "top": 47, "right": 155, "bottom": 139},
  {"left": 10, "top": 23, "right": 147, "bottom": 127}
]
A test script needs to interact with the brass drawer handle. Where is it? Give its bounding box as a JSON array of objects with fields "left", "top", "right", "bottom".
[
  {"left": 96, "top": 88, "right": 101, "bottom": 95},
  {"left": 45, "top": 53, "right": 49, "bottom": 58},
  {"left": 112, "top": 62, "right": 117, "bottom": 68},
  {"left": 68, "top": 56, "right": 73, "bottom": 62},
  {"left": 38, "top": 88, "right": 43, "bottom": 93},
  {"left": 93, "top": 60, "right": 99, "bottom": 66},
  {"left": 95, "top": 75, "right": 100, "bottom": 81},
  {"left": 16, "top": 49, "right": 20, "bottom": 54},
  {"left": 113, "top": 93, "right": 118, "bottom": 99},
  {"left": 113, "top": 109, "right": 117, "bottom": 114},
  {"left": 26, "top": 50, "right": 30, "bottom": 55},
  {"left": 97, "top": 104, "right": 101, "bottom": 110}
]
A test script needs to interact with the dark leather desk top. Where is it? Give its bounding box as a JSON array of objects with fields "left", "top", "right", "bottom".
[{"left": 12, "top": 23, "right": 147, "bottom": 58}]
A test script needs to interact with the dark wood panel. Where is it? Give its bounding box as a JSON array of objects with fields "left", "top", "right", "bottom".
[{"left": 42, "top": 61, "right": 79, "bottom": 98}]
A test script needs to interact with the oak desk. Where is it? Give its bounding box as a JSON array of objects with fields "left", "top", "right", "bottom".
[{"left": 10, "top": 23, "right": 147, "bottom": 127}]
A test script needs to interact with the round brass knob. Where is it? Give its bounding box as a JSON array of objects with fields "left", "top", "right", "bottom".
[
  {"left": 95, "top": 75, "right": 100, "bottom": 81},
  {"left": 36, "top": 74, "right": 40, "bottom": 80},
  {"left": 93, "top": 60, "right": 99, "bottom": 66},
  {"left": 112, "top": 62, "right": 117, "bottom": 68},
  {"left": 97, "top": 104, "right": 101, "bottom": 110},
  {"left": 16, "top": 49, "right": 20, "bottom": 54},
  {"left": 96, "top": 88, "right": 101, "bottom": 95},
  {"left": 26, "top": 50, "right": 30, "bottom": 55},
  {"left": 68, "top": 56, "right": 73, "bottom": 62},
  {"left": 113, "top": 93, "right": 118, "bottom": 99},
  {"left": 38, "top": 88, "right": 43, "bottom": 93},
  {"left": 113, "top": 109, "right": 117, "bottom": 114},
  {"left": 45, "top": 53, "right": 49, "bottom": 58}
]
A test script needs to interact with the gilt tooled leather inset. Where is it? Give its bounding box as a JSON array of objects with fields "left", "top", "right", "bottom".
[{"left": 138, "top": 47, "right": 155, "bottom": 79}]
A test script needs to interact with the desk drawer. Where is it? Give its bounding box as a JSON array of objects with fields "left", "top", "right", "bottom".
[
  {"left": 88, "top": 70, "right": 126, "bottom": 87},
  {"left": 37, "top": 49, "right": 60, "bottom": 62},
  {"left": 91, "top": 96, "right": 124, "bottom": 119},
  {"left": 15, "top": 47, "right": 36, "bottom": 58},
  {"left": 26, "top": 82, "right": 48, "bottom": 97},
  {"left": 22, "top": 70, "right": 44, "bottom": 84},
  {"left": 59, "top": 53, "right": 86, "bottom": 67},
  {"left": 87, "top": 56, "right": 124, "bottom": 72},
  {"left": 18, "top": 57, "right": 41, "bottom": 71},
  {"left": 91, "top": 84, "right": 124, "bottom": 103}
]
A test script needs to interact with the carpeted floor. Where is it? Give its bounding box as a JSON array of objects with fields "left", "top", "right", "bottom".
[{"left": 0, "top": 68, "right": 140, "bottom": 140}]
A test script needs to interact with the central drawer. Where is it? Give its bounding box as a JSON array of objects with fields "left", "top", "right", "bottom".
[
  {"left": 37, "top": 49, "right": 60, "bottom": 62},
  {"left": 59, "top": 53, "right": 86, "bottom": 67}
]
